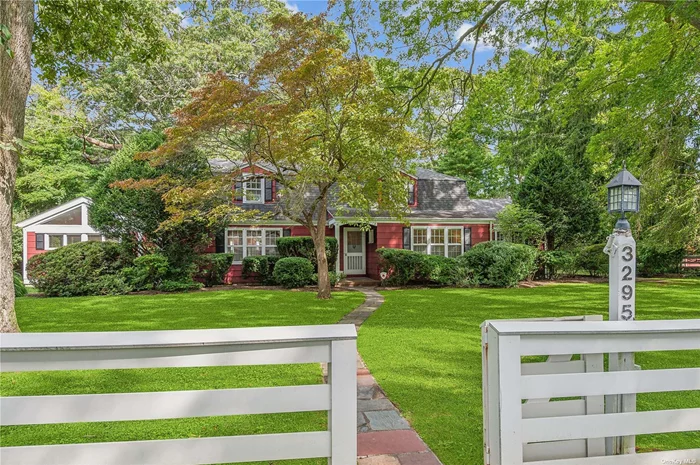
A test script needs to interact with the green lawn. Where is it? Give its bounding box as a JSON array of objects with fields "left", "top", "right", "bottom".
[
  {"left": 358, "top": 280, "right": 700, "bottom": 465},
  {"left": 1, "top": 289, "right": 364, "bottom": 465}
]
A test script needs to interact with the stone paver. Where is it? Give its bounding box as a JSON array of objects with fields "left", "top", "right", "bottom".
[
  {"left": 358, "top": 455, "right": 401, "bottom": 465},
  {"left": 365, "top": 410, "right": 411, "bottom": 431},
  {"left": 331, "top": 288, "right": 444, "bottom": 464},
  {"left": 358, "top": 430, "right": 428, "bottom": 456}
]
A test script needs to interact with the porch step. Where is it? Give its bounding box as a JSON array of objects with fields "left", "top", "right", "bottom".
[{"left": 339, "top": 277, "right": 381, "bottom": 288}]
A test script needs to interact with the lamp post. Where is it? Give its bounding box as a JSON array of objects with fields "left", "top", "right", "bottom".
[{"left": 603, "top": 162, "right": 641, "bottom": 456}]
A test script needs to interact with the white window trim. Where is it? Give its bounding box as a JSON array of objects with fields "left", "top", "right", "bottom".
[
  {"left": 226, "top": 227, "right": 282, "bottom": 264},
  {"left": 43, "top": 233, "right": 105, "bottom": 250},
  {"left": 242, "top": 176, "right": 264, "bottom": 204},
  {"left": 410, "top": 226, "right": 463, "bottom": 258}
]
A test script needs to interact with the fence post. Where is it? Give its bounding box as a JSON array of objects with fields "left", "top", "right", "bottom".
[
  {"left": 497, "top": 334, "right": 523, "bottom": 465},
  {"left": 328, "top": 338, "right": 357, "bottom": 464}
]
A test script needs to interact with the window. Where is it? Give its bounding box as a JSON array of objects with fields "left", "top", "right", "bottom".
[
  {"left": 227, "top": 228, "right": 282, "bottom": 263},
  {"left": 412, "top": 227, "right": 463, "bottom": 258},
  {"left": 66, "top": 235, "right": 82, "bottom": 244},
  {"left": 45, "top": 207, "right": 82, "bottom": 225},
  {"left": 87, "top": 235, "right": 103, "bottom": 242},
  {"left": 243, "top": 178, "right": 263, "bottom": 204},
  {"left": 407, "top": 181, "right": 415, "bottom": 205},
  {"left": 48, "top": 234, "right": 63, "bottom": 249}
]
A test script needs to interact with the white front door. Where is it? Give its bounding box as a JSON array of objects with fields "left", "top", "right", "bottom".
[{"left": 343, "top": 228, "right": 366, "bottom": 275}]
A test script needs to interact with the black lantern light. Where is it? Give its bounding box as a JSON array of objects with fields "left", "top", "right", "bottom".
[{"left": 607, "top": 162, "right": 641, "bottom": 231}]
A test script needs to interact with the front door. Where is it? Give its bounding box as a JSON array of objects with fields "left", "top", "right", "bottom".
[{"left": 343, "top": 228, "right": 366, "bottom": 275}]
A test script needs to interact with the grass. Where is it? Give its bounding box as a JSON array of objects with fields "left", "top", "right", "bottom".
[
  {"left": 358, "top": 279, "right": 700, "bottom": 465},
  {"left": 1, "top": 289, "right": 365, "bottom": 465}
]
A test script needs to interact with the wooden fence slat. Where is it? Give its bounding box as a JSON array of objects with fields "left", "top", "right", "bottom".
[
  {"left": 519, "top": 333, "right": 700, "bottom": 356},
  {"left": 522, "top": 408, "right": 700, "bottom": 442},
  {"left": 521, "top": 400, "right": 585, "bottom": 419},
  {"left": 521, "top": 367, "right": 700, "bottom": 399},
  {"left": 527, "top": 448, "right": 700, "bottom": 465},
  {"left": 523, "top": 440, "right": 587, "bottom": 462},
  {"left": 521, "top": 360, "right": 585, "bottom": 376},
  {"left": 1, "top": 385, "right": 330, "bottom": 426},
  {"left": 0, "top": 431, "right": 331, "bottom": 465}
]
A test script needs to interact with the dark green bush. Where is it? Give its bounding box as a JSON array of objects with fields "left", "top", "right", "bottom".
[
  {"left": 537, "top": 250, "right": 577, "bottom": 279},
  {"left": 637, "top": 244, "right": 685, "bottom": 276},
  {"left": 273, "top": 257, "right": 314, "bottom": 288},
  {"left": 157, "top": 278, "right": 203, "bottom": 292},
  {"left": 459, "top": 241, "right": 537, "bottom": 287},
  {"left": 194, "top": 253, "right": 234, "bottom": 287},
  {"left": 311, "top": 271, "right": 344, "bottom": 287},
  {"left": 242, "top": 255, "right": 280, "bottom": 285},
  {"left": 276, "top": 236, "right": 338, "bottom": 269},
  {"left": 14, "top": 272, "right": 27, "bottom": 297},
  {"left": 576, "top": 244, "right": 608, "bottom": 277},
  {"left": 27, "top": 241, "right": 132, "bottom": 296},
  {"left": 376, "top": 248, "right": 471, "bottom": 286},
  {"left": 123, "top": 253, "right": 170, "bottom": 290}
]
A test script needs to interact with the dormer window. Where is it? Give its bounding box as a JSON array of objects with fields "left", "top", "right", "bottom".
[
  {"left": 243, "top": 177, "right": 263, "bottom": 204},
  {"left": 407, "top": 181, "right": 416, "bottom": 205}
]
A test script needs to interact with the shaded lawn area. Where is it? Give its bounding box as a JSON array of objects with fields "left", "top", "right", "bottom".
[
  {"left": 1, "top": 289, "right": 364, "bottom": 465},
  {"left": 358, "top": 280, "right": 700, "bottom": 465}
]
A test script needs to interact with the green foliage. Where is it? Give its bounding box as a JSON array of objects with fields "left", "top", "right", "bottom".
[
  {"left": 241, "top": 255, "right": 280, "bottom": 285},
  {"left": 122, "top": 254, "right": 170, "bottom": 291},
  {"left": 157, "top": 279, "right": 204, "bottom": 293},
  {"left": 496, "top": 204, "right": 545, "bottom": 246},
  {"left": 273, "top": 257, "right": 314, "bottom": 289},
  {"left": 13, "top": 272, "right": 27, "bottom": 297},
  {"left": 26, "top": 242, "right": 132, "bottom": 297},
  {"left": 459, "top": 241, "right": 537, "bottom": 288},
  {"left": 377, "top": 248, "right": 471, "bottom": 286},
  {"left": 637, "top": 244, "right": 686, "bottom": 277},
  {"left": 311, "top": 272, "right": 344, "bottom": 288},
  {"left": 276, "top": 237, "right": 338, "bottom": 270},
  {"left": 576, "top": 244, "right": 609, "bottom": 277},
  {"left": 517, "top": 152, "right": 602, "bottom": 250},
  {"left": 536, "top": 250, "right": 577, "bottom": 280},
  {"left": 194, "top": 253, "right": 234, "bottom": 287}
]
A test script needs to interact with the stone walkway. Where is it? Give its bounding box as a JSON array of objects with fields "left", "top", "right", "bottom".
[{"left": 331, "top": 288, "right": 443, "bottom": 465}]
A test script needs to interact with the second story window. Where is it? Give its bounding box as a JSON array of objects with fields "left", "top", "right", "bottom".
[
  {"left": 407, "top": 181, "right": 416, "bottom": 205},
  {"left": 243, "top": 178, "right": 263, "bottom": 204}
]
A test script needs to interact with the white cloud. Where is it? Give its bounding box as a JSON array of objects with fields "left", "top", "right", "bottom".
[
  {"left": 455, "top": 22, "right": 496, "bottom": 52},
  {"left": 282, "top": 0, "right": 300, "bottom": 14}
]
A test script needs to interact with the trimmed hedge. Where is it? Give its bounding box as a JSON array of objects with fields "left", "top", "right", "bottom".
[
  {"left": 377, "top": 248, "right": 471, "bottom": 286},
  {"left": 27, "top": 241, "right": 132, "bottom": 296},
  {"left": 276, "top": 236, "right": 338, "bottom": 269},
  {"left": 576, "top": 243, "right": 608, "bottom": 277},
  {"left": 242, "top": 255, "right": 280, "bottom": 285},
  {"left": 273, "top": 257, "right": 314, "bottom": 288},
  {"left": 459, "top": 241, "right": 537, "bottom": 287},
  {"left": 637, "top": 244, "right": 685, "bottom": 276},
  {"left": 194, "top": 253, "right": 234, "bottom": 287},
  {"left": 14, "top": 272, "right": 27, "bottom": 297},
  {"left": 537, "top": 250, "right": 576, "bottom": 280},
  {"left": 311, "top": 271, "right": 344, "bottom": 287},
  {"left": 123, "top": 253, "right": 169, "bottom": 290}
]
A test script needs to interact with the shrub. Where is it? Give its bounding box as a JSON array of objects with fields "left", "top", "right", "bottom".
[
  {"left": 537, "top": 250, "right": 577, "bottom": 279},
  {"left": 459, "top": 241, "right": 537, "bottom": 287},
  {"left": 27, "top": 241, "right": 132, "bottom": 296},
  {"left": 276, "top": 236, "right": 338, "bottom": 269},
  {"left": 158, "top": 278, "right": 203, "bottom": 292},
  {"left": 637, "top": 244, "right": 685, "bottom": 276},
  {"left": 14, "top": 272, "right": 27, "bottom": 297},
  {"left": 122, "top": 253, "right": 170, "bottom": 290},
  {"left": 242, "top": 255, "right": 280, "bottom": 285},
  {"left": 273, "top": 257, "right": 314, "bottom": 288},
  {"left": 576, "top": 244, "right": 608, "bottom": 277},
  {"left": 194, "top": 253, "right": 234, "bottom": 287},
  {"left": 376, "top": 248, "right": 472, "bottom": 286},
  {"left": 311, "top": 271, "right": 344, "bottom": 287}
]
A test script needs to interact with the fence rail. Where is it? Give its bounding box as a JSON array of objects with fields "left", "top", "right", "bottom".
[
  {"left": 0, "top": 324, "right": 357, "bottom": 465},
  {"left": 482, "top": 319, "right": 700, "bottom": 465}
]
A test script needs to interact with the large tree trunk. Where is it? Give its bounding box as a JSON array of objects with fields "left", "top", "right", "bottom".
[
  {"left": 0, "top": 0, "right": 34, "bottom": 333},
  {"left": 310, "top": 193, "right": 331, "bottom": 299}
]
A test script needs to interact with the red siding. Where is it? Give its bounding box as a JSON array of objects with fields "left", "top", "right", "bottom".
[
  {"left": 366, "top": 227, "right": 379, "bottom": 279},
  {"left": 376, "top": 223, "right": 404, "bottom": 249},
  {"left": 471, "top": 224, "right": 491, "bottom": 245},
  {"left": 26, "top": 232, "right": 48, "bottom": 263}
]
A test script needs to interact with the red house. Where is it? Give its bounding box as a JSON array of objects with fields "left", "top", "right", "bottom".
[{"left": 207, "top": 161, "right": 510, "bottom": 282}]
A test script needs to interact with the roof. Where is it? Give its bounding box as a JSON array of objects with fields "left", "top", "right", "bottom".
[
  {"left": 414, "top": 168, "right": 462, "bottom": 181},
  {"left": 607, "top": 168, "right": 642, "bottom": 188},
  {"left": 15, "top": 197, "right": 92, "bottom": 228}
]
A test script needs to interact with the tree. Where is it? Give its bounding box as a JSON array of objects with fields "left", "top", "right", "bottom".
[
  {"left": 517, "top": 152, "right": 602, "bottom": 250},
  {"left": 1, "top": 0, "right": 172, "bottom": 332},
  {"left": 496, "top": 204, "right": 545, "bottom": 246},
  {"left": 139, "top": 14, "right": 416, "bottom": 299}
]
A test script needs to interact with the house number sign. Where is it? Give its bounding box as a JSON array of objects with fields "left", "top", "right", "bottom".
[{"left": 605, "top": 234, "right": 637, "bottom": 322}]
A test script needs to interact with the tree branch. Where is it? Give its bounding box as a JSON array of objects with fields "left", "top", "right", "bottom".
[{"left": 81, "top": 135, "right": 122, "bottom": 150}]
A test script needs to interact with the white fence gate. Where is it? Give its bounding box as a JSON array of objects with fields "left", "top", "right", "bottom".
[
  {"left": 481, "top": 318, "right": 700, "bottom": 465},
  {"left": 0, "top": 324, "right": 357, "bottom": 465}
]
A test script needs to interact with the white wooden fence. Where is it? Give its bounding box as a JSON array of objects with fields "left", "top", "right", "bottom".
[
  {"left": 482, "top": 318, "right": 700, "bottom": 465},
  {"left": 0, "top": 324, "right": 357, "bottom": 465}
]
